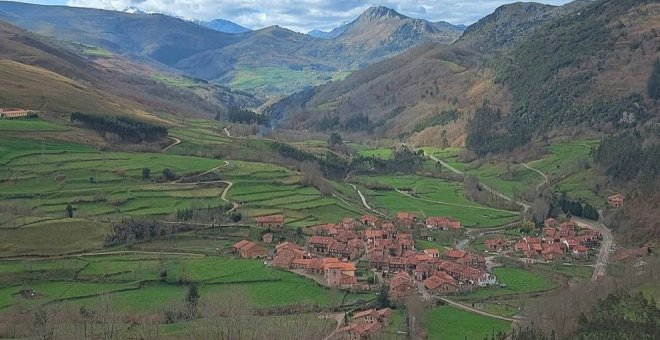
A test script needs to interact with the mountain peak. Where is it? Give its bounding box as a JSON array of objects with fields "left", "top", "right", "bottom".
[{"left": 359, "top": 6, "right": 407, "bottom": 21}]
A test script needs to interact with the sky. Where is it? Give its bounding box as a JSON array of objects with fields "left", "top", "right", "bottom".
[{"left": 19, "top": 0, "right": 573, "bottom": 33}]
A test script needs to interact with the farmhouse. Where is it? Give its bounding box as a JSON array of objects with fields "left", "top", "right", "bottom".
[
  {"left": 425, "top": 216, "right": 461, "bottom": 230},
  {"left": 359, "top": 214, "right": 380, "bottom": 227},
  {"left": 396, "top": 212, "right": 416, "bottom": 227},
  {"left": 323, "top": 259, "right": 357, "bottom": 288},
  {"left": 338, "top": 321, "right": 382, "bottom": 339},
  {"left": 0, "top": 108, "right": 29, "bottom": 118},
  {"left": 607, "top": 193, "right": 624, "bottom": 208},
  {"left": 424, "top": 273, "right": 459, "bottom": 294},
  {"left": 352, "top": 308, "right": 391, "bottom": 324},
  {"left": 233, "top": 240, "right": 267, "bottom": 259},
  {"left": 424, "top": 248, "right": 440, "bottom": 258},
  {"left": 484, "top": 239, "right": 509, "bottom": 252},
  {"left": 389, "top": 271, "right": 416, "bottom": 298},
  {"left": 256, "top": 214, "right": 284, "bottom": 228},
  {"left": 309, "top": 236, "right": 337, "bottom": 254}
]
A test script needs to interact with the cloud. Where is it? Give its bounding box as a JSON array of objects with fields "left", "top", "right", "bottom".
[{"left": 65, "top": 0, "right": 573, "bottom": 32}]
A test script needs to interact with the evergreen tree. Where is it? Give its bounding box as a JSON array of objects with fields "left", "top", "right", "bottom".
[{"left": 648, "top": 58, "right": 660, "bottom": 100}]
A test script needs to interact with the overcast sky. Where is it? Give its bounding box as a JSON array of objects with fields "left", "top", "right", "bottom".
[{"left": 22, "top": 0, "right": 573, "bottom": 32}]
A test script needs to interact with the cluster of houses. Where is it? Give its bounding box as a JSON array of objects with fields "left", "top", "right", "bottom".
[
  {"left": 259, "top": 213, "right": 496, "bottom": 299},
  {"left": 484, "top": 218, "right": 601, "bottom": 262}
]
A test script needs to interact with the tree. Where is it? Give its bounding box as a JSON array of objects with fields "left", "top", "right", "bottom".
[
  {"left": 377, "top": 285, "right": 390, "bottom": 309},
  {"left": 184, "top": 283, "right": 200, "bottom": 319},
  {"left": 162, "top": 168, "right": 176, "bottom": 181},
  {"left": 328, "top": 132, "right": 343, "bottom": 147},
  {"left": 648, "top": 58, "right": 660, "bottom": 100},
  {"left": 65, "top": 204, "right": 74, "bottom": 218},
  {"left": 142, "top": 168, "right": 151, "bottom": 179}
]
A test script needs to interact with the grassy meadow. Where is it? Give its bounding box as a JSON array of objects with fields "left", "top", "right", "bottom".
[{"left": 426, "top": 305, "right": 511, "bottom": 340}]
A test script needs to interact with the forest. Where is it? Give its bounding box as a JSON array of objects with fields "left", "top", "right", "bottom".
[{"left": 70, "top": 112, "right": 168, "bottom": 142}]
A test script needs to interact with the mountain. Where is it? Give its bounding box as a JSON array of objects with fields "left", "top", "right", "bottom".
[
  {"left": 308, "top": 25, "right": 348, "bottom": 39},
  {"left": 0, "top": 2, "right": 463, "bottom": 96},
  {"left": 197, "top": 19, "right": 251, "bottom": 34},
  {"left": 267, "top": 0, "right": 659, "bottom": 148},
  {"left": 333, "top": 6, "right": 463, "bottom": 61},
  {"left": 0, "top": 19, "right": 259, "bottom": 120}
]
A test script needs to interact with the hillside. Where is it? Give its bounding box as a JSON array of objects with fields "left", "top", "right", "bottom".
[
  {"left": 0, "top": 20, "right": 259, "bottom": 120},
  {"left": 0, "top": 2, "right": 462, "bottom": 96},
  {"left": 268, "top": 0, "right": 659, "bottom": 148}
]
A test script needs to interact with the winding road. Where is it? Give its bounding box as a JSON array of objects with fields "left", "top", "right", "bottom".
[
  {"left": 163, "top": 136, "right": 181, "bottom": 151},
  {"left": 522, "top": 162, "right": 548, "bottom": 190}
]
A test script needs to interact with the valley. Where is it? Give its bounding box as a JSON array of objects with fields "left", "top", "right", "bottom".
[{"left": 0, "top": 0, "right": 658, "bottom": 339}]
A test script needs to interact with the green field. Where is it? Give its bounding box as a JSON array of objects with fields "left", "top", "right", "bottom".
[
  {"left": 0, "top": 118, "right": 69, "bottom": 132},
  {"left": 359, "top": 175, "right": 519, "bottom": 227},
  {"left": 459, "top": 267, "right": 558, "bottom": 299},
  {"left": 228, "top": 65, "right": 351, "bottom": 97},
  {"left": 537, "top": 264, "right": 593, "bottom": 279},
  {"left": 426, "top": 306, "right": 511, "bottom": 340}
]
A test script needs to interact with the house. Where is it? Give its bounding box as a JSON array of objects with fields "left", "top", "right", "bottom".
[
  {"left": 541, "top": 244, "right": 564, "bottom": 262},
  {"left": 261, "top": 233, "right": 274, "bottom": 243},
  {"left": 341, "top": 217, "right": 356, "bottom": 229},
  {"left": 309, "top": 236, "right": 337, "bottom": 254},
  {"left": 0, "top": 108, "right": 29, "bottom": 118},
  {"left": 425, "top": 217, "right": 461, "bottom": 230},
  {"left": 572, "top": 245, "right": 589, "bottom": 258},
  {"left": 256, "top": 214, "right": 285, "bottom": 228},
  {"left": 607, "top": 193, "right": 624, "bottom": 208},
  {"left": 233, "top": 240, "right": 267, "bottom": 259},
  {"left": 544, "top": 218, "right": 558, "bottom": 228},
  {"left": 364, "top": 229, "right": 384, "bottom": 243},
  {"left": 424, "top": 249, "right": 440, "bottom": 258},
  {"left": 359, "top": 215, "right": 380, "bottom": 227},
  {"left": 338, "top": 322, "right": 382, "bottom": 340},
  {"left": 389, "top": 271, "right": 416, "bottom": 298},
  {"left": 396, "top": 212, "right": 416, "bottom": 227},
  {"left": 323, "top": 260, "right": 357, "bottom": 288},
  {"left": 424, "top": 273, "right": 459, "bottom": 294},
  {"left": 484, "top": 239, "right": 509, "bottom": 252},
  {"left": 352, "top": 308, "right": 391, "bottom": 325}
]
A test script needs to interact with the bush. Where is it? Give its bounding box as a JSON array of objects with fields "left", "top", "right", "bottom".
[
  {"left": 162, "top": 168, "right": 176, "bottom": 181},
  {"left": 142, "top": 168, "right": 151, "bottom": 179}
]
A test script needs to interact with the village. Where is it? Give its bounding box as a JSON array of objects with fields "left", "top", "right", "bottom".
[{"left": 232, "top": 212, "right": 603, "bottom": 339}]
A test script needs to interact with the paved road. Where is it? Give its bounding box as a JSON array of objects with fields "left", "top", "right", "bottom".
[
  {"left": 574, "top": 217, "right": 613, "bottom": 282},
  {"left": 163, "top": 136, "right": 181, "bottom": 151}
]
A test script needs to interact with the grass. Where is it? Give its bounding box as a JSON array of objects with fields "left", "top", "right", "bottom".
[
  {"left": 228, "top": 65, "right": 346, "bottom": 97},
  {"left": 0, "top": 218, "right": 109, "bottom": 257},
  {"left": 358, "top": 147, "right": 393, "bottom": 159},
  {"left": 426, "top": 305, "right": 510, "bottom": 340},
  {"left": 537, "top": 264, "right": 593, "bottom": 279},
  {"left": 458, "top": 267, "right": 557, "bottom": 299},
  {"left": 0, "top": 118, "right": 69, "bottom": 132},
  {"left": 359, "top": 175, "right": 519, "bottom": 227}
]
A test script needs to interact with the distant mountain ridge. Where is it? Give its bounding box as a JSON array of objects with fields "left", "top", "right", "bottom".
[
  {"left": 0, "top": 2, "right": 463, "bottom": 96},
  {"left": 197, "top": 18, "right": 251, "bottom": 33},
  {"left": 267, "top": 0, "right": 659, "bottom": 149}
]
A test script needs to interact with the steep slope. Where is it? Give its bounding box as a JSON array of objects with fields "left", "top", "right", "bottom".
[
  {"left": 0, "top": 20, "right": 259, "bottom": 119},
  {"left": 269, "top": 0, "right": 659, "bottom": 149}
]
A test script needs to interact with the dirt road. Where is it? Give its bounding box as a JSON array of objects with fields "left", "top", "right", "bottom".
[{"left": 163, "top": 136, "right": 181, "bottom": 151}]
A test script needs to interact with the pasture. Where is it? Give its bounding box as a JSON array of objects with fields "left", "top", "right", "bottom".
[
  {"left": 0, "top": 254, "right": 374, "bottom": 313},
  {"left": 357, "top": 175, "right": 519, "bottom": 227},
  {"left": 458, "top": 267, "right": 558, "bottom": 299},
  {"left": 426, "top": 305, "right": 511, "bottom": 340},
  {"left": 0, "top": 118, "right": 69, "bottom": 132}
]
